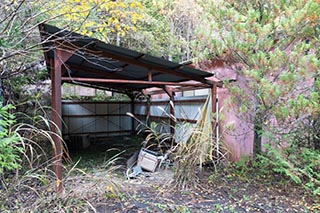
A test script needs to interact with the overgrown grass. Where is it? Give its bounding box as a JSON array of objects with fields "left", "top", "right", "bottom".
[
  {"left": 0, "top": 104, "right": 125, "bottom": 212},
  {"left": 1, "top": 151, "right": 124, "bottom": 212}
]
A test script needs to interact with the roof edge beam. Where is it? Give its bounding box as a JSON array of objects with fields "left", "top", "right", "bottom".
[{"left": 61, "top": 77, "right": 210, "bottom": 87}]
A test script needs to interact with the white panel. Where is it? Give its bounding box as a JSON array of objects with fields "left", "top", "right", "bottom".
[
  {"left": 183, "top": 90, "right": 195, "bottom": 97},
  {"left": 195, "top": 88, "right": 209, "bottom": 96},
  {"left": 150, "top": 104, "right": 168, "bottom": 116},
  {"left": 179, "top": 103, "right": 202, "bottom": 120},
  {"left": 64, "top": 104, "right": 93, "bottom": 115},
  {"left": 62, "top": 98, "right": 207, "bottom": 136},
  {"left": 62, "top": 104, "right": 69, "bottom": 115}
]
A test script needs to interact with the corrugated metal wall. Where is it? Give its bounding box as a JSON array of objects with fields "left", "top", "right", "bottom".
[
  {"left": 62, "top": 100, "right": 132, "bottom": 138},
  {"left": 62, "top": 96, "right": 207, "bottom": 139}
]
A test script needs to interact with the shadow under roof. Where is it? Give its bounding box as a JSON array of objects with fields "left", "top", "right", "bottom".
[{"left": 39, "top": 24, "right": 215, "bottom": 94}]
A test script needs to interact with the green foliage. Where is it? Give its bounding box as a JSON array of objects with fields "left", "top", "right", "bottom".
[
  {"left": 0, "top": 105, "right": 23, "bottom": 173},
  {"left": 257, "top": 145, "right": 320, "bottom": 196},
  {"left": 195, "top": 0, "right": 320, "bottom": 155},
  {"left": 215, "top": 141, "right": 320, "bottom": 197},
  {"left": 123, "top": 0, "right": 203, "bottom": 62}
]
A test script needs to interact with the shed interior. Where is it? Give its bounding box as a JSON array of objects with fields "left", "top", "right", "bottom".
[{"left": 39, "top": 23, "right": 221, "bottom": 192}]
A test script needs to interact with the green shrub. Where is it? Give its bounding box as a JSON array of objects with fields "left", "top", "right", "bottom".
[
  {"left": 258, "top": 144, "right": 320, "bottom": 196},
  {"left": 0, "top": 105, "right": 23, "bottom": 174}
]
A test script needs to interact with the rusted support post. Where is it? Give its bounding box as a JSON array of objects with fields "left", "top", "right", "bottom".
[
  {"left": 164, "top": 86, "right": 175, "bottom": 140},
  {"left": 211, "top": 83, "right": 218, "bottom": 157},
  {"left": 51, "top": 48, "right": 73, "bottom": 193},
  {"left": 51, "top": 53, "right": 63, "bottom": 193}
]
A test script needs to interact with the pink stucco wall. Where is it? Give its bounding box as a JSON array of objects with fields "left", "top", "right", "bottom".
[
  {"left": 200, "top": 60, "right": 255, "bottom": 161},
  {"left": 217, "top": 87, "right": 254, "bottom": 161}
]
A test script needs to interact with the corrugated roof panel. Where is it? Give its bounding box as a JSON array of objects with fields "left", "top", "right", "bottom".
[
  {"left": 39, "top": 24, "right": 215, "bottom": 93},
  {"left": 153, "top": 74, "right": 183, "bottom": 82},
  {"left": 97, "top": 42, "right": 143, "bottom": 59},
  {"left": 141, "top": 55, "right": 178, "bottom": 68}
]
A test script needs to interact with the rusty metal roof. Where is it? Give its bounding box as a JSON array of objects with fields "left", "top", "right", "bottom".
[{"left": 39, "top": 24, "right": 215, "bottom": 94}]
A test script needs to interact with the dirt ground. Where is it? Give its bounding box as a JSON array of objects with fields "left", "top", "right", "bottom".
[
  {"left": 73, "top": 168, "right": 318, "bottom": 213},
  {"left": 3, "top": 136, "right": 318, "bottom": 212},
  {"left": 66, "top": 136, "right": 319, "bottom": 213}
]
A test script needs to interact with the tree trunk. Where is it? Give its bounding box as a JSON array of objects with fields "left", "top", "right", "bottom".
[{"left": 253, "top": 120, "right": 262, "bottom": 157}]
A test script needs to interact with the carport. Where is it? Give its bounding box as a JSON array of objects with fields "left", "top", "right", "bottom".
[{"left": 39, "top": 24, "right": 222, "bottom": 192}]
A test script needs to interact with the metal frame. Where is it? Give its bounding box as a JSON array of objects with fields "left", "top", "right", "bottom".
[{"left": 40, "top": 24, "right": 222, "bottom": 193}]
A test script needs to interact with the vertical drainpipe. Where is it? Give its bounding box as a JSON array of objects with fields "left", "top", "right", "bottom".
[
  {"left": 211, "top": 84, "right": 218, "bottom": 158},
  {"left": 169, "top": 89, "right": 175, "bottom": 138},
  {"left": 164, "top": 86, "right": 175, "bottom": 143},
  {"left": 216, "top": 91, "right": 219, "bottom": 158},
  {"left": 146, "top": 94, "right": 151, "bottom": 127},
  {"left": 146, "top": 70, "right": 152, "bottom": 127}
]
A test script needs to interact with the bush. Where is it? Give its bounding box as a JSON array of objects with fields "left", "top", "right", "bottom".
[
  {"left": 0, "top": 105, "right": 23, "bottom": 174},
  {"left": 258, "top": 144, "right": 320, "bottom": 196}
]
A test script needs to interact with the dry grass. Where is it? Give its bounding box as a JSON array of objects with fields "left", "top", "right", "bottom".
[
  {"left": 0, "top": 106, "right": 123, "bottom": 212},
  {"left": 1, "top": 153, "right": 123, "bottom": 212},
  {"left": 173, "top": 92, "right": 229, "bottom": 190}
]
